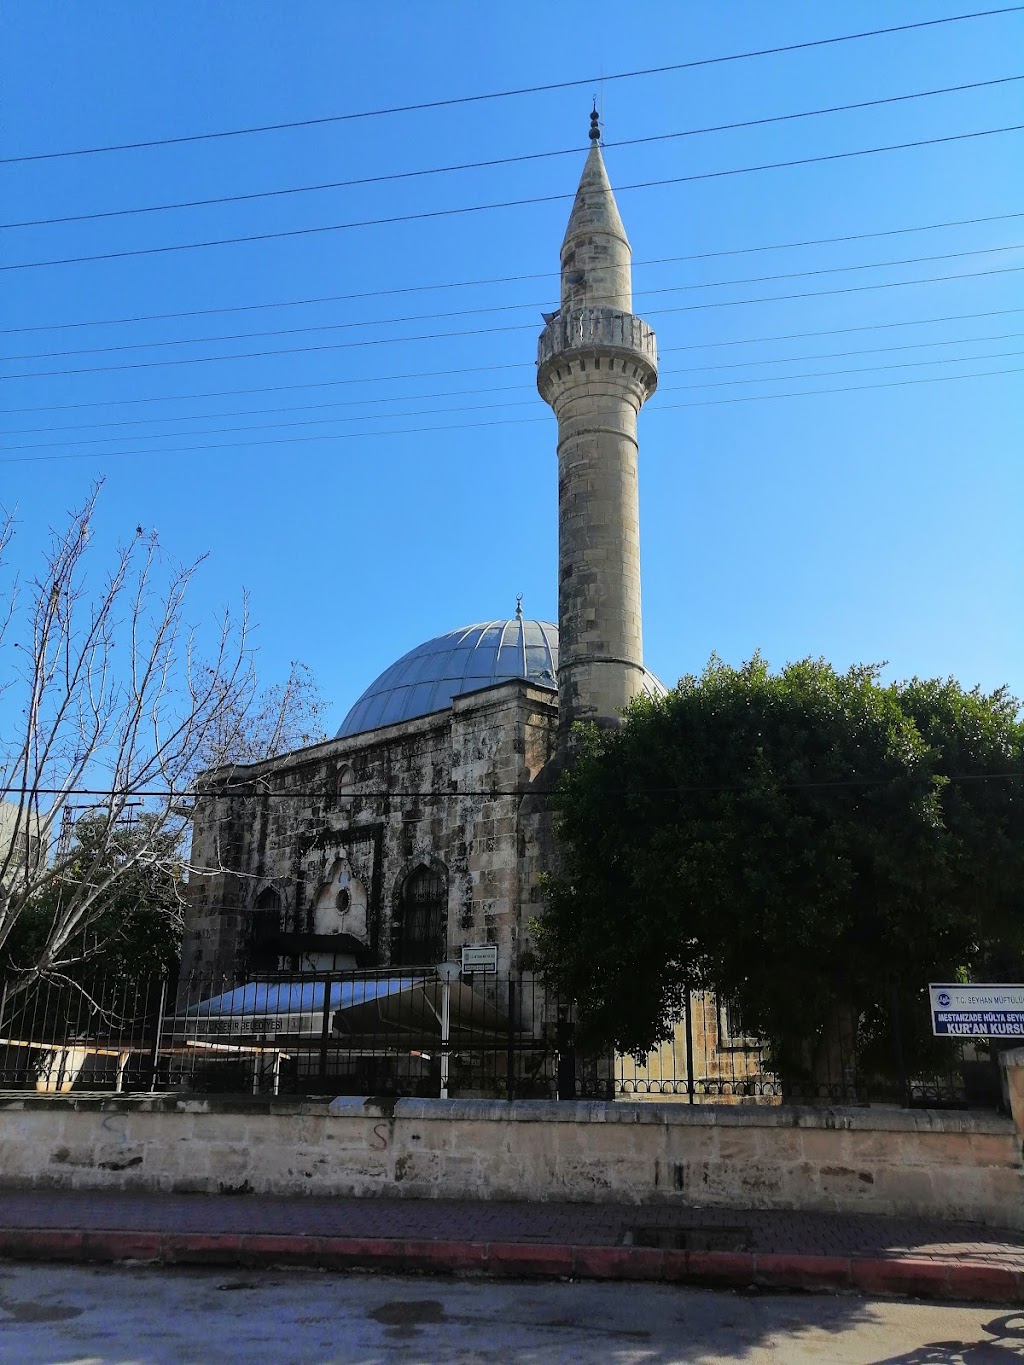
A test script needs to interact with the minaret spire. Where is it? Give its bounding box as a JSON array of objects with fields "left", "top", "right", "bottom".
[
  {"left": 537, "top": 118, "right": 658, "bottom": 741},
  {"left": 560, "top": 120, "right": 630, "bottom": 316}
]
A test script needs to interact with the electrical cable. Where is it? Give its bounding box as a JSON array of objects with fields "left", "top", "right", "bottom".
[
  {"left": 1, "top": 364, "right": 1019, "bottom": 464},
  {"left": 4, "top": 124, "right": 1022, "bottom": 274},
  {"left": 6, "top": 242, "right": 1020, "bottom": 365},
  {"left": 5, "top": 306, "right": 1021, "bottom": 418},
  {"left": 6, "top": 262, "right": 1022, "bottom": 381},
  {"left": 6, "top": 347, "right": 1022, "bottom": 452},
  {"left": 6, "top": 209, "right": 1020, "bottom": 336},
  {"left": 7, "top": 328, "right": 1019, "bottom": 439},
  {"left": 653, "top": 363, "right": 1024, "bottom": 411},
  {"left": 6, "top": 76, "right": 1020, "bottom": 231},
  {"left": 4, "top": 771, "right": 1022, "bottom": 801},
  {"left": 4, "top": 8, "right": 1019, "bottom": 164}
]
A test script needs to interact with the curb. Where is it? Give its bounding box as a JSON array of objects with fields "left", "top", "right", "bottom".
[{"left": 0, "top": 1228, "right": 1020, "bottom": 1304}]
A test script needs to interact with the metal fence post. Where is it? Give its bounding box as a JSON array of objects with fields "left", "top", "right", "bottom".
[
  {"left": 0, "top": 978, "right": 7, "bottom": 1085},
  {"left": 147, "top": 974, "right": 169, "bottom": 1093},
  {"left": 684, "top": 990, "right": 696, "bottom": 1105},
  {"left": 555, "top": 1005, "right": 576, "bottom": 1100},
  {"left": 318, "top": 974, "right": 333, "bottom": 1085},
  {"left": 506, "top": 977, "right": 516, "bottom": 1102}
]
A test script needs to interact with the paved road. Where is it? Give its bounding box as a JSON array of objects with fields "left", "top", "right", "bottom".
[{"left": 2, "top": 1262, "right": 1024, "bottom": 1362}]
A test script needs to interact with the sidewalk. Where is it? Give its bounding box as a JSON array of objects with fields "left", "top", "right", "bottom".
[{"left": 2, "top": 1189, "right": 1024, "bottom": 1304}]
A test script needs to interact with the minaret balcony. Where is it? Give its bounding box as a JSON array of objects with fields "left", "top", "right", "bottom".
[{"left": 537, "top": 306, "right": 657, "bottom": 369}]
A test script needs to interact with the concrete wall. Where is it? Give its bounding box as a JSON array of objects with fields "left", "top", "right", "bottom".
[{"left": 1, "top": 1095, "right": 1020, "bottom": 1229}]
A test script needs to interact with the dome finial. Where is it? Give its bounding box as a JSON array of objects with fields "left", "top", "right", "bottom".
[
  {"left": 515, "top": 593, "right": 524, "bottom": 620},
  {"left": 589, "top": 101, "right": 601, "bottom": 143}
]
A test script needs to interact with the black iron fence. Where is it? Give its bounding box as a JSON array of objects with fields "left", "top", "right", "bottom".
[{"left": 0, "top": 968, "right": 1009, "bottom": 1109}]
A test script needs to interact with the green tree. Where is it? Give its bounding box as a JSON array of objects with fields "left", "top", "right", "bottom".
[
  {"left": 2, "top": 813, "right": 183, "bottom": 980},
  {"left": 894, "top": 677, "right": 1024, "bottom": 978},
  {"left": 536, "top": 657, "right": 1024, "bottom": 1090}
]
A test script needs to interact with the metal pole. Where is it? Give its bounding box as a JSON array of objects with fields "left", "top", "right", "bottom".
[
  {"left": 318, "top": 975, "right": 333, "bottom": 1085},
  {"left": 506, "top": 977, "right": 516, "bottom": 1102},
  {"left": 684, "top": 990, "right": 696, "bottom": 1105},
  {"left": 0, "top": 980, "right": 8, "bottom": 1085},
  {"left": 439, "top": 978, "right": 451, "bottom": 1099},
  {"left": 148, "top": 975, "right": 169, "bottom": 1094}
]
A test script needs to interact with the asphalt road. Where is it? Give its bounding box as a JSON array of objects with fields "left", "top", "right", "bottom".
[{"left": 1, "top": 1262, "right": 1022, "bottom": 1363}]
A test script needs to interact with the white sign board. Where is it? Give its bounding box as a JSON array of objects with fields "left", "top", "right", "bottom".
[
  {"left": 461, "top": 944, "right": 498, "bottom": 974},
  {"left": 929, "top": 983, "right": 1024, "bottom": 1038}
]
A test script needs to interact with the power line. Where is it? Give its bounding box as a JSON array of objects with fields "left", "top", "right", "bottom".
[
  {"left": 658, "top": 307, "right": 1024, "bottom": 354},
  {"left": 6, "top": 76, "right": 1020, "bottom": 231},
  {"left": 6, "top": 770, "right": 1022, "bottom": 800},
  {"left": 663, "top": 346, "right": 1024, "bottom": 391},
  {"left": 6, "top": 243, "right": 1019, "bottom": 365},
  {"left": 654, "top": 363, "right": 1024, "bottom": 411},
  {"left": 5, "top": 8, "right": 1020, "bottom": 164},
  {"left": 8, "top": 329, "right": 1019, "bottom": 440},
  {"left": 4, "top": 123, "right": 1022, "bottom": 274},
  {"left": 6, "top": 262, "right": 1022, "bottom": 381},
  {"left": 1, "top": 364, "right": 1019, "bottom": 464},
  {"left": 6, "top": 347, "right": 1022, "bottom": 453},
  {"left": 5, "top": 306, "right": 1021, "bottom": 418},
  {"left": 0, "top": 364, "right": 531, "bottom": 415},
  {"left": 7, "top": 210, "right": 1020, "bottom": 337}
]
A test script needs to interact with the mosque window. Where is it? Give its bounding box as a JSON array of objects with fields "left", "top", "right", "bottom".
[
  {"left": 250, "top": 887, "right": 282, "bottom": 973},
  {"left": 336, "top": 765, "right": 355, "bottom": 809},
  {"left": 716, "top": 994, "right": 760, "bottom": 1051},
  {"left": 392, "top": 865, "right": 448, "bottom": 967}
]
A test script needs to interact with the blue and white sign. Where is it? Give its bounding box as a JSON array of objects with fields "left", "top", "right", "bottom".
[{"left": 929, "top": 983, "right": 1024, "bottom": 1038}]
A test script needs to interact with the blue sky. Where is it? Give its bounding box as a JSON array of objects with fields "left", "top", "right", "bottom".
[{"left": 2, "top": 2, "right": 1022, "bottom": 735}]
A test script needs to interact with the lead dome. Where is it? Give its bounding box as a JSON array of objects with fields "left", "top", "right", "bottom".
[
  {"left": 336, "top": 618, "right": 558, "bottom": 738},
  {"left": 337, "top": 617, "right": 668, "bottom": 739}
]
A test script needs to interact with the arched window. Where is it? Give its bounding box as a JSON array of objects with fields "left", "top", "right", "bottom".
[
  {"left": 392, "top": 865, "right": 448, "bottom": 966},
  {"left": 250, "top": 887, "right": 281, "bottom": 972},
  {"left": 336, "top": 765, "right": 355, "bottom": 810}
]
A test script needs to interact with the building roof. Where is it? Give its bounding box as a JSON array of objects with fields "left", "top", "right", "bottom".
[{"left": 336, "top": 618, "right": 559, "bottom": 738}]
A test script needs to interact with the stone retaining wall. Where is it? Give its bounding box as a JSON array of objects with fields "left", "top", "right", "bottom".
[{"left": 1, "top": 1095, "right": 1021, "bottom": 1228}]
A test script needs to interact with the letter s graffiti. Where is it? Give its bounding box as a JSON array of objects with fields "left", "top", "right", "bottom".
[
  {"left": 101, "top": 1116, "right": 128, "bottom": 1145},
  {"left": 371, "top": 1122, "right": 389, "bottom": 1151}
]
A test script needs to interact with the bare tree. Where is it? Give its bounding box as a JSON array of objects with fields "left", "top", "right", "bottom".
[
  {"left": 196, "top": 659, "right": 328, "bottom": 772},
  {"left": 0, "top": 485, "right": 256, "bottom": 985}
]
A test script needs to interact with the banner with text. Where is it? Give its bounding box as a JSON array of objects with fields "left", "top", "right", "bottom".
[{"left": 929, "top": 983, "right": 1024, "bottom": 1038}]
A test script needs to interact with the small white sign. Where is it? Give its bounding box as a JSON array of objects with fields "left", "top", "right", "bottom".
[
  {"left": 461, "top": 944, "right": 498, "bottom": 973},
  {"left": 929, "top": 983, "right": 1024, "bottom": 1038}
]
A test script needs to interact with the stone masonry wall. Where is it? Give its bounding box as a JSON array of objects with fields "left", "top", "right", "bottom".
[
  {"left": 0, "top": 1096, "right": 1020, "bottom": 1229},
  {"left": 183, "top": 680, "right": 558, "bottom": 979}
]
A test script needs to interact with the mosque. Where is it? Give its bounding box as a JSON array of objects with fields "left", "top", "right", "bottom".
[{"left": 181, "top": 112, "right": 665, "bottom": 982}]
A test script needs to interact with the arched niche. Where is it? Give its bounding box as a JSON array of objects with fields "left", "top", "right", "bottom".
[{"left": 313, "top": 855, "right": 367, "bottom": 941}]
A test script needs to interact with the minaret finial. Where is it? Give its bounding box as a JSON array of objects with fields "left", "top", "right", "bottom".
[
  {"left": 515, "top": 593, "right": 524, "bottom": 620},
  {"left": 589, "top": 101, "right": 601, "bottom": 143}
]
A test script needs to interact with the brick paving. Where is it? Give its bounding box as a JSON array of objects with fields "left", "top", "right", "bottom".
[{"left": 2, "top": 1189, "right": 1023, "bottom": 1269}]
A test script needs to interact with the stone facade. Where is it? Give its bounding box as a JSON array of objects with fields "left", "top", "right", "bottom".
[{"left": 183, "top": 680, "right": 557, "bottom": 979}]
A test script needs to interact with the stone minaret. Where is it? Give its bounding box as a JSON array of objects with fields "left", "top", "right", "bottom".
[{"left": 537, "top": 110, "right": 658, "bottom": 741}]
